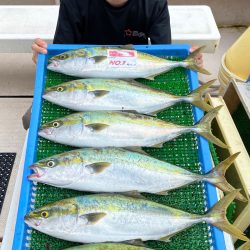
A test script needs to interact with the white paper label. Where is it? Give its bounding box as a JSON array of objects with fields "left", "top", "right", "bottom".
[{"left": 107, "top": 49, "right": 137, "bottom": 68}]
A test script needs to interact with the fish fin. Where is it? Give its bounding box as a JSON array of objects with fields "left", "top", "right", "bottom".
[
  {"left": 90, "top": 56, "right": 107, "bottom": 63},
  {"left": 204, "top": 152, "right": 247, "bottom": 202},
  {"left": 119, "top": 44, "right": 135, "bottom": 50},
  {"left": 206, "top": 190, "right": 249, "bottom": 242},
  {"left": 123, "top": 110, "right": 141, "bottom": 114},
  {"left": 86, "top": 162, "right": 111, "bottom": 174},
  {"left": 89, "top": 90, "right": 110, "bottom": 97},
  {"left": 159, "top": 235, "right": 172, "bottom": 242},
  {"left": 145, "top": 76, "right": 155, "bottom": 81},
  {"left": 80, "top": 212, "right": 106, "bottom": 225},
  {"left": 187, "top": 80, "right": 216, "bottom": 112},
  {"left": 184, "top": 46, "right": 211, "bottom": 75},
  {"left": 85, "top": 123, "right": 109, "bottom": 131},
  {"left": 151, "top": 142, "right": 164, "bottom": 148},
  {"left": 125, "top": 147, "right": 150, "bottom": 156},
  {"left": 156, "top": 191, "right": 169, "bottom": 196},
  {"left": 194, "top": 106, "right": 228, "bottom": 148},
  {"left": 123, "top": 239, "right": 145, "bottom": 246},
  {"left": 121, "top": 110, "right": 157, "bottom": 118},
  {"left": 121, "top": 191, "right": 146, "bottom": 199}
]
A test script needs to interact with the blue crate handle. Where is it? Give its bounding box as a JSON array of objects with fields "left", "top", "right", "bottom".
[{"left": 12, "top": 44, "right": 226, "bottom": 250}]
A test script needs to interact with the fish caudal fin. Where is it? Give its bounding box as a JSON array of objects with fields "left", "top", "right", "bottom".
[
  {"left": 187, "top": 80, "right": 215, "bottom": 111},
  {"left": 204, "top": 152, "right": 247, "bottom": 202},
  {"left": 194, "top": 106, "right": 228, "bottom": 148},
  {"left": 185, "top": 46, "right": 211, "bottom": 75},
  {"left": 206, "top": 190, "right": 249, "bottom": 242}
]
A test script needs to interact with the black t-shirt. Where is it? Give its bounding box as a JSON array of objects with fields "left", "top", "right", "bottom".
[{"left": 53, "top": 0, "right": 171, "bottom": 45}]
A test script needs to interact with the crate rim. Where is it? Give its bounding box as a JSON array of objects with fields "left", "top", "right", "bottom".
[{"left": 12, "top": 44, "right": 226, "bottom": 250}]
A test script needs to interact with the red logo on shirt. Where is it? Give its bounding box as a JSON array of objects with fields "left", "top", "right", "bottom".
[{"left": 124, "top": 29, "right": 146, "bottom": 39}]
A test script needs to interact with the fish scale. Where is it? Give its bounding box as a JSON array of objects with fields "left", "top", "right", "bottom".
[{"left": 28, "top": 57, "right": 213, "bottom": 250}]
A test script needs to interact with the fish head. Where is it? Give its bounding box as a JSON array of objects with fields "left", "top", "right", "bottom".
[
  {"left": 47, "top": 48, "right": 107, "bottom": 74},
  {"left": 28, "top": 151, "right": 85, "bottom": 187},
  {"left": 47, "top": 49, "right": 89, "bottom": 73},
  {"left": 38, "top": 114, "right": 85, "bottom": 145},
  {"left": 43, "top": 80, "right": 88, "bottom": 106},
  {"left": 24, "top": 199, "right": 79, "bottom": 233}
]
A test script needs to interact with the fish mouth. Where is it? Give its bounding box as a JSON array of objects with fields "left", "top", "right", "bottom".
[
  {"left": 28, "top": 165, "right": 46, "bottom": 180},
  {"left": 38, "top": 128, "right": 53, "bottom": 136},
  {"left": 24, "top": 216, "right": 42, "bottom": 227},
  {"left": 47, "top": 60, "right": 60, "bottom": 69}
]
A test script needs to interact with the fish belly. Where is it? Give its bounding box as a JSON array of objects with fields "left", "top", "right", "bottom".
[{"left": 60, "top": 211, "right": 199, "bottom": 243}]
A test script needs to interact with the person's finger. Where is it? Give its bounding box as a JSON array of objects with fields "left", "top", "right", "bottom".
[
  {"left": 190, "top": 45, "right": 199, "bottom": 53},
  {"left": 32, "top": 52, "right": 38, "bottom": 64},
  {"left": 34, "top": 38, "right": 48, "bottom": 49},
  {"left": 32, "top": 43, "right": 47, "bottom": 54}
]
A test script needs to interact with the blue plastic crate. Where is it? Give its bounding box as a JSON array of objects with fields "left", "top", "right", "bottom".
[{"left": 12, "top": 44, "right": 226, "bottom": 250}]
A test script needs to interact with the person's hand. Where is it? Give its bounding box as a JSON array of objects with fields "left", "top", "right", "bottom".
[
  {"left": 32, "top": 38, "right": 48, "bottom": 64},
  {"left": 190, "top": 45, "right": 203, "bottom": 68}
]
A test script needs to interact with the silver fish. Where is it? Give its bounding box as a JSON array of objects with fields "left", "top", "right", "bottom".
[
  {"left": 24, "top": 191, "right": 249, "bottom": 243},
  {"left": 47, "top": 46, "right": 210, "bottom": 79},
  {"left": 28, "top": 149, "right": 245, "bottom": 202},
  {"left": 43, "top": 79, "right": 214, "bottom": 113},
  {"left": 38, "top": 106, "right": 227, "bottom": 148},
  {"left": 63, "top": 243, "right": 151, "bottom": 250}
]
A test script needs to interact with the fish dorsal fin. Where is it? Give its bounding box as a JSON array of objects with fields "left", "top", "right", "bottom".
[
  {"left": 125, "top": 147, "right": 150, "bottom": 156},
  {"left": 145, "top": 76, "right": 155, "bottom": 81},
  {"left": 151, "top": 142, "right": 165, "bottom": 148},
  {"left": 89, "top": 90, "right": 110, "bottom": 97},
  {"left": 121, "top": 191, "right": 146, "bottom": 199},
  {"left": 90, "top": 56, "right": 107, "bottom": 63},
  {"left": 123, "top": 239, "right": 145, "bottom": 246},
  {"left": 85, "top": 123, "right": 109, "bottom": 131},
  {"left": 159, "top": 235, "right": 172, "bottom": 242},
  {"left": 79, "top": 212, "right": 106, "bottom": 225},
  {"left": 119, "top": 44, "right": 135, "bottom": 50},
  {"left": 156, "top": 191, "right": 169, "bottom": 196},
  {"left": 86, "top": 162, "right": 111, "bottom": 174}
]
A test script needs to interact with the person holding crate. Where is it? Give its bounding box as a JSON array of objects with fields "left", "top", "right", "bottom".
[{"left": 23, "top": 0, "right": 202, "bottom": 129}]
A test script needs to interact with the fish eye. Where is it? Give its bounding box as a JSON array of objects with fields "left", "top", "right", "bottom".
[
  {"left": 41, "top": 211, "right": 49, "bottom": 218},
  {"left": 52, "top": 121, "right": 61, "bottom": 128},
  {"left": 57, "top": 86, "right": 64, "bottom": 92},
  {"left": 47, "top": 160, "right": 55, "bottom": 167},
  {"left": 60, "top": 54, "right": 67, "bottom": 60}
]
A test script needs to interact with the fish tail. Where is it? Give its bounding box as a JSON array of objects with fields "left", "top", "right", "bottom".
[
  {"left": 186, "top": 80, "right": 215, "bottom": 111},
  {"left": 194, "top": 105, "right": 228, "bottom": 148},
  {"left": 204, "top": 152, "right": 247, "bottom": 202},
  {"left": 205, "top": 190, "right": 249, "bottom": 242},
  {"left": 184, "top": 46, "right": 211, "bottom": 75}
]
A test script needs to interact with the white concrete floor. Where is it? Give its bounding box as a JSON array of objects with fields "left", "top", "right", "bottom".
[{"left": 0, "top": 26, "right": 247, "bottom": 243}]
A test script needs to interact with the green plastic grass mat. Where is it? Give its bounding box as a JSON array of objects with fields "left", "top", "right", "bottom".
[{"left": 29, "top": 57, "right": 214, "bottom": 250}]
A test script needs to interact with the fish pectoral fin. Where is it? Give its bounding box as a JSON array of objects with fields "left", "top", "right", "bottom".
[
  {"left": 89, "top": 90, "right": 110, "bottom": 97},
  {"left": 151, "top": 142, "right": 165, "bottom": 148},
  {"left": 90, "top": 56, "right": 107, "bottom": 63},
  {"left": 80, "top": 212, "right": 106, "bottom": 225},
  {"left": 85, "top": 123, "right": 109, "bottom": 131},
  {"left": 86, "top": 162, "right": 111, "bottom": 174}
]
